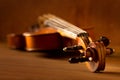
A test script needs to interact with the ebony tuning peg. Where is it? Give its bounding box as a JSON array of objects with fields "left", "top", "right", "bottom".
[
  {"left": 63, "top": 45, "right": 83, "bottom": 52},
  {"left": 68, "top": 57, "right": 89, "bottom": 63},
  {"left": 106, "top": 47, "right": 115, "bottom": 55},
  {"left": 98, "top": 36, "right": 110, "bottom": 46}
]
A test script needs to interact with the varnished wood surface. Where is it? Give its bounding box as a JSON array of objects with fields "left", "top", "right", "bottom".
[{"left": 0, "top": 42, "right": 120, "bottom": 80}]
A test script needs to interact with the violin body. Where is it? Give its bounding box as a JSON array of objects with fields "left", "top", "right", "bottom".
[
  {"left": 23, "top": 30, "right": 62, "bottom": 51},
  {"left": 26, "top": 26, "right": 83, "bottom": 51},
  {"left": 7, "top": 27, "right": 79, "bottom": 51}
]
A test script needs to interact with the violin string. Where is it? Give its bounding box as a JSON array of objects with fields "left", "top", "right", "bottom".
[
  {"left": 44, "top": 14, "right": 84, "bottom": 33},
  {"left": 43, "top": 14, "right": 86, "bottom": 34},
  {"left": 51, "top": 15, "right": 86, "bottom": 33},
  {"left": 42, "top": 14, "right": 87, "bottom": 35},
  {"left": 44, "top": 19, "right": 77, "bottom": 33},
  {"left": 43, "top": 14, "right": 78, "bottom": 32},
  {"left": 47, "top": 17, "right": 80, "bottom": 34},
  {"left": 41, "top": 17, "right": 77, "bottom": 38}
]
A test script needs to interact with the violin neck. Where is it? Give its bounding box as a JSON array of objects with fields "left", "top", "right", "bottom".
[{"left": 38, "top": 14, "right": 88, "bottom": 39}]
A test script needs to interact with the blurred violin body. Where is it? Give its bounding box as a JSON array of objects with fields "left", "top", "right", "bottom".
[
  {"left": 7, "top": 25, "right": 93, "bottom": 51},
  {"left": 23, "top": 27, "right": 62, "bottom": 51}
]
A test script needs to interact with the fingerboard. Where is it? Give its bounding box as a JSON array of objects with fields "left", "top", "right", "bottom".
[{"left": 38, "top": 14, "right": 87, "bottom": 39}]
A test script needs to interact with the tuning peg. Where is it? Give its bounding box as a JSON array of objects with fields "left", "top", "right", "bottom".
[
  {"left": 68, "top": 57, "right": 89, "bottom": 63},
  {"left": 106, "top": 47, "right": 115, "bottom": 55},
  {"left": 98, "top": 36, "right": 110, "bottom": 46},
  {"left": 63, "top": 45, "right": 83, "bottom": 52}
]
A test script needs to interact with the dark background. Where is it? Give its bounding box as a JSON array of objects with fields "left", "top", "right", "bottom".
[{"left": 0, "top": 0, "right": 120, "bottom": 46}]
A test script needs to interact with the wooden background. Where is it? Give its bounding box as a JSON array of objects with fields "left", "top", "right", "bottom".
[{"left": 0, "top": 0, "right": 120, "bottom": 46}]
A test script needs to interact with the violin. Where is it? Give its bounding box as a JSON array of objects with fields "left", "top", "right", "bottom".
[{"left": 7, "top": 14, "right": 114, "bottom": 72}]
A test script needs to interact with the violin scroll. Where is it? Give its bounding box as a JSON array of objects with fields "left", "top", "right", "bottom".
[{"left": 64, "top": 36, "right": 114, "bottom": 72}]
